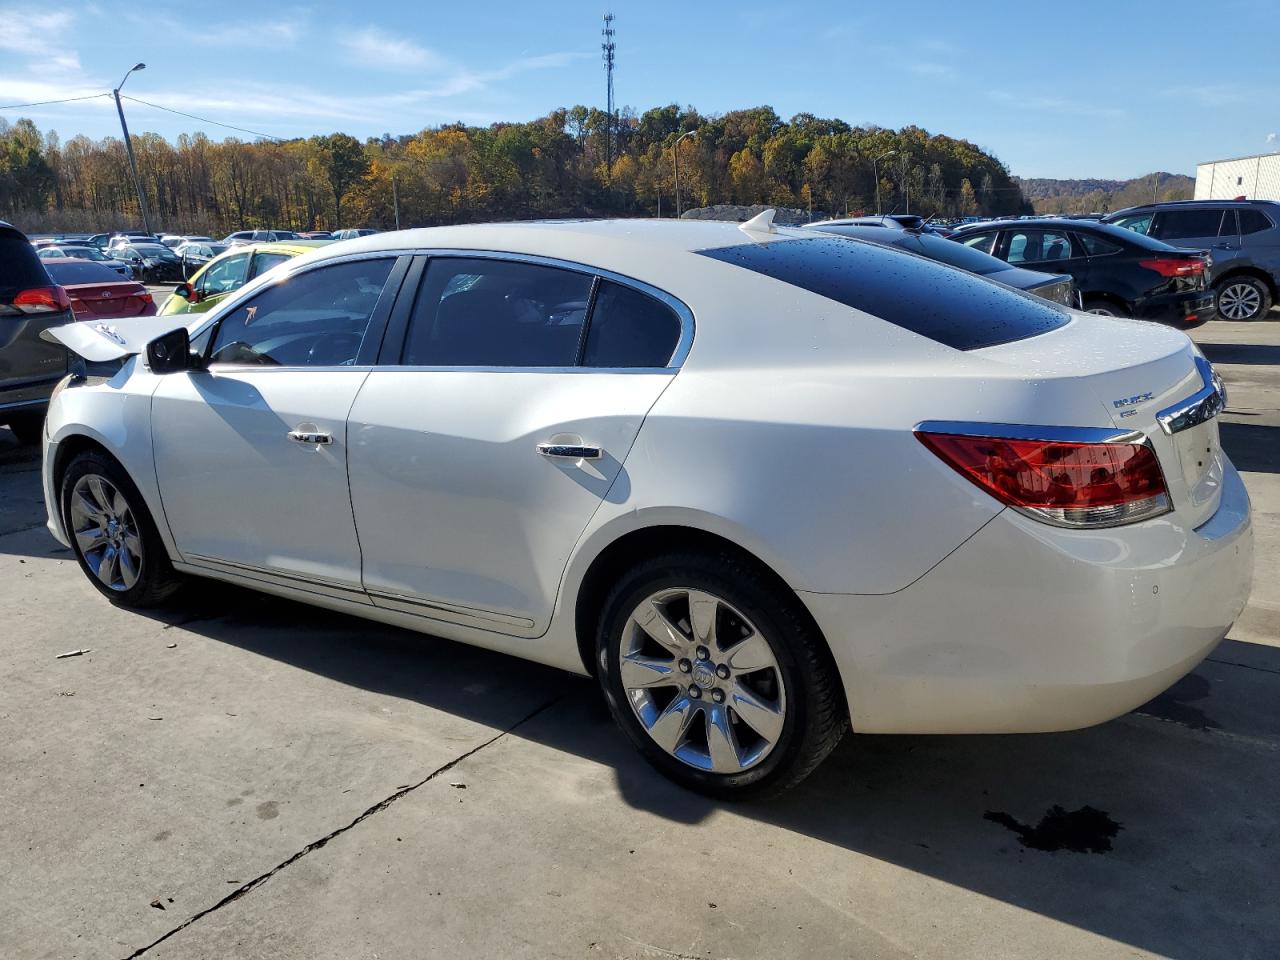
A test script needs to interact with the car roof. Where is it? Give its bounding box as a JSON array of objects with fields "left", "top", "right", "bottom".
[{"left": 1105, "top": 198, "right": 1280, "bottom": 218}]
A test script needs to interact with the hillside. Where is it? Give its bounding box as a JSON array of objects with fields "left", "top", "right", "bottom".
[{"left": 1015, "top": 173, "right": 1194, "bottom": 214}]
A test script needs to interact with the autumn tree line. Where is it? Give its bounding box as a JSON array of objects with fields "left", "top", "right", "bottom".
[{"left": 0, "top": 104, "right": 1030, "bottom": 235}]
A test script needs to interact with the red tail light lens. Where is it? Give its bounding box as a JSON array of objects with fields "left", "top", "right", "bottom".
[
  {"left": 13, "top": 285, "right": 71, "bottom": 314},
  {"left": 917, "top": 431, "right": 1171, "bottom": 528},
  {"left": 1138, "top": 257, "right": 1205, "bottom": 277},
  {"left": 139, "top": 291, "right": 154, "bottom": 304}
]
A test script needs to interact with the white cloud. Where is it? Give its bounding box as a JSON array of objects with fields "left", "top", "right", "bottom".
[
  {"left": 1267, "top": 132, "right": 1277, "bottom": 144},
  {"left": 339, "top": 26, "right": 448, "bottom": 72},
  {"left": 0, "top": 10, "right": 73, "bottom": 49},
  {"left": 124, "top": 10, "right": 307, "bottom": 48},
  {"left": 1160, "top": 84, "right": 1250, "bottom": 108},
  {"left": 988, "top": 90, "right": 1124, "bottom": 119}
]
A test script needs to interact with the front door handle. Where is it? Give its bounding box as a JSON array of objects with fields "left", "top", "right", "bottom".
[
  {"left": 288, "top": 429, "right": 332, "bottom": 445},
  {"left": 537, "top": 442, "right": 601, "bottom": 460}
]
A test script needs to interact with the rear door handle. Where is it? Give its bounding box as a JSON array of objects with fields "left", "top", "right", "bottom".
[
  {"left": 537, "top": 442, "right": 601, "bottom": 460},
  {"left": 288, "top": 429, "right": 332, "bottom": 445}
]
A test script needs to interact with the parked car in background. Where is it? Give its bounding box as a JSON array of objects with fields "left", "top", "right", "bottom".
[
  {"left": 173, "top": 241, "right": 229, "bottom": 274},
  {"left": 1103, "top": 200, "right": 1280, "bottom": 321},
  {"left": 331, "top": 228, "right": 379, "bottom": 240},
  {"left": 159, "top": 239, "right": 329, "bottom": 316},
  {"left": 950, "top": 218, "right": 1214, "bottom": 326},
  {"left": 0, "top": 220, "right": 73, "bottom": 444},
  {"left": 110, "top": 242, "right": 185, "bottom": 283},
  {"left": 806, "top": 219, "right": 1077, "bottom": 306},
  {"left": 222, "top": 229, "right": 302, "bottom": 246},
  {"left": 40, "top": 242, "right": 134, "bottom": 278},
  {"left": 43, "top": 259, "right": 155, "bottom": 322},
  {"left": 300, "top": 231, "right": 334, "bottom": 240},
  {"left": 40, "top": 218, "right": 1251, "bottom": 796}
]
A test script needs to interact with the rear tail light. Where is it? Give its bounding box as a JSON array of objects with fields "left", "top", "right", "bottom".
[
  {"left": 139, "top": 291, "right": 154, "bottom": 304},
  {"left": 13, "top": 285, "right": 71, "bottom": 314},
  {"left": 916, "top": 430, "right": 1171, "bottom": 528},
  {"left": 1138, "top": 257, "right": 1205, "bottom": 277}
]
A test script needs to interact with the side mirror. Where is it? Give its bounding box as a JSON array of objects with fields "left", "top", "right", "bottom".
[
  {"left": 172, "top": 282, "right": 190, "bottom": 301},
  {"left": 146, "top": 327, "right": 192, "bottom": 374}
]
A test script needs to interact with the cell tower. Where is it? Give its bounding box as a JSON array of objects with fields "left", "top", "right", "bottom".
[{"left": 602, "top": 13, "right": 616, "bottom": 169}]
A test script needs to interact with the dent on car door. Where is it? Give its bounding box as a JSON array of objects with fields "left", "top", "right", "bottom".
[
  {"left": 151, "top": 255, "right": 407, "bottom": 593},
  {"left": 346, "top": 255, "right": 687, "bottom": 635}
]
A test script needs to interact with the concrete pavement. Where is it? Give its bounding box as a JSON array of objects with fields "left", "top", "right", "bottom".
[{"left": 1, "top": 318, "right": 1277, "bottom": 960}]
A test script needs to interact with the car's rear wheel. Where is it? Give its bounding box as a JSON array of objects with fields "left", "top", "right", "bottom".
[
  {"left": 61, "top": 451, "right": 184, "bottom": 607},
  {"left": 597, "top": 551, "right": 846, "bottom": 798},
  {"left": 5, "top": 412, "right": 44, "bottom": 445},
  {"left": 1215, "top": 276, "right": 1271, "bottom": 321},
  {"left": 1083, "top": 297, "right": 1131, "bottom": 318}
]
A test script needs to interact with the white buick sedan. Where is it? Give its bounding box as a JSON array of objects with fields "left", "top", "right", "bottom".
[{"left": 41, "top": 216, "right": 1253, "bottom": 797}]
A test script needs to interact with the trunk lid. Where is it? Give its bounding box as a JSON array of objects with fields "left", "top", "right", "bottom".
[
  {"left": 973, "top": 313, "right": 1225, "bottom": 529},
  {"left": 41, "top": 315, "right": 189, "bottom": 362},
  {"left": 64, "top": 281, "right": 150, "bottom": 319}
]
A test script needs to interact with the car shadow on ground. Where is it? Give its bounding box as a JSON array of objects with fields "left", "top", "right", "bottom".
[
  {"left": 137, "top": 581, "right": 1280, "bottom": 960},
  {"left": 1200, "top": 341, "right": 1280, "bottom": 366},
  {"left": 1220, "top": 421, "right": 1280, "bottom": 473}
]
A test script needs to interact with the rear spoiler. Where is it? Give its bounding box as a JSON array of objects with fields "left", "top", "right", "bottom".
[{"left": 40, "top": 317, "right": 190, "bottom": 362}]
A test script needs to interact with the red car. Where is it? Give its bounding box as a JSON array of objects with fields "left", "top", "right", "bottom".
[{"left": 42, "top": 259, "right": 156, "bottom": 321}]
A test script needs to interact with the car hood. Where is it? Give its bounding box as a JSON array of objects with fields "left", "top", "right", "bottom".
[{"left": 40, "top": 315, "right": 188, "bottom": 362}]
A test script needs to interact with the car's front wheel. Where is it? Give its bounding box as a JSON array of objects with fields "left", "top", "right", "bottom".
[
  {"left": 1215, "top": 276, "right": 1272, "bottom": 321},
  {"left": 61, "top": 450, "right": 184, "bottom": 607},
  {"left": 597, "top": 551, "right": 847, "bottom": 798}
]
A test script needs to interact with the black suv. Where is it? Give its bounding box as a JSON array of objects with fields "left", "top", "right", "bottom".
[
  {"left": 0, "top": 222, "right": 73, "bottom": 443},
  {"left": 1103, "top": 200, "right": 1280, "bottom": 321},
  {"left": 948, "top": 218, "right": 1214, "bottom": 327}
]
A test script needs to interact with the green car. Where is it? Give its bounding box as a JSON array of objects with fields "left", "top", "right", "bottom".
[{"left": 159, "top": 240, "right": 329, "bottom": 316}]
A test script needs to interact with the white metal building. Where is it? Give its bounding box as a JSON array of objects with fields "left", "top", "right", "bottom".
[{"left": 1195, "top": 152, "right": 1280, "bottom": 200}]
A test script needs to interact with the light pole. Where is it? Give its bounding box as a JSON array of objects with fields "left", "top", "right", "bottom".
[
  {"left": 113, "top": 63, "right": 152, "bottom": 236},
  {"left": 872, "top": 149, "right": 896, "bottom": 215},
  {"left": 673, "top": 130, "right": 697, "bottom": 218}
]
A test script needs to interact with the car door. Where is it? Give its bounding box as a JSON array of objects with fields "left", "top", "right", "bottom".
[
  {"left": 996, "top": 227, "right": 1085, "bottom": 287},
  {"left": 346, "top": 254, "right": 689, "bottom": 636},
  {"left": 151, "top": 254, "right": 408, "bottom": 595}
]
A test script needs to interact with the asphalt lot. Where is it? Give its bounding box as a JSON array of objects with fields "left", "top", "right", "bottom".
[{"left": 1, "top": 317, "right": 1277, "bottom": 960}]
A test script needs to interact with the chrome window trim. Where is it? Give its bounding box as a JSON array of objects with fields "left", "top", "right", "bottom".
[
  {"left": 1156, "top": 356, "right": 1226, "bottom": 436},
  {"left": 914, "top": 420, "right": 1146, "bottom": 445},
  {"left": 403, "top": 247, "right": 696, "bottom": 371}
]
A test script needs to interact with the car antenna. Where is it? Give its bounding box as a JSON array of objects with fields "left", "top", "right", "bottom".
[{"left": 739, "top": 208, "right": 777, "bottom": 235}]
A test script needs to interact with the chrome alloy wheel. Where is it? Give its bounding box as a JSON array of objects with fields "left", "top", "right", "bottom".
[
  {"left": 1086, "top": 305, "right": 1117, "bottom": 316},
  {"left": 1218, "top": 282, "right": 1263, "bottom": 320},
  {"left": 618, "top": 588, "right": 787, "bottom": 774},
  {"left": 69, "top": 474, "right": 143, "bottom": 592}
]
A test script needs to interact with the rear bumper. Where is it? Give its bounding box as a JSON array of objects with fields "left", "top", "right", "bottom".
[
  {"left": 1137, "top": 290, "right": 1216, "bottom": 328},
  {"left": 802, "top": 460, "right": 1253, "bottom": 734}
]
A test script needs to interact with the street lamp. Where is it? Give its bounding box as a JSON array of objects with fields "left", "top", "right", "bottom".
[
  {"left": 113, "top": 63, "right": 152, "bottom": 236},
  {"left": 872, "top": 149, "right": 896, "bottom": 215},
  {"left": 673, "top": 130, "right": 697, "bottom": 218}
]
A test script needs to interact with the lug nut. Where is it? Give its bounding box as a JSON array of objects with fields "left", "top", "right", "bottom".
[
  {"left": 678, "top": 658, "right": 692, "bottom": 674},
  {"left": 715, "top": 664, "right": 730, "bottom": 680},
  {"left": 695, "top": 646, "right": 710, "bottom": 661},
  {"left": 688, "top": 685, "right": 702, "bottom": 699},
  {"left": 711, "top": 688, "right": 725, "bottom": 703}
]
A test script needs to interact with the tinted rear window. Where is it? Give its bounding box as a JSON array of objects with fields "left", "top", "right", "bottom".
[
  {"left": 697, "top": 236, "right": 1069, "bottom": 351},
  {"left": 0, "top": 228, "right": 53, "bottom": 298},
  {"left": 44, "top": 260, "right": 123, "bottom": 284},
  {"left": 1082, "top": 221, "right": 1180, "bottom": 253}
]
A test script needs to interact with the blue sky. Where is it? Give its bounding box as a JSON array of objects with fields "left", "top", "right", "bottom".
[{"left": 2, "top": 0, "right": 1276, "bottom": 179}]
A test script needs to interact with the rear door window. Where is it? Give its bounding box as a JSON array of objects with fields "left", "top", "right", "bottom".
[
  {"left": 582, "top": 280, "right": 682, "bottom": 368},
  {"left": 698, "top": 235, "right": 1068, "bottom": 351},
  {"left": 403, "top": 258, "right": 593, "bottom": 367},
  {"left": 1218, "top": 210, "right": 1239, "bottom": 237},
  {"left": 1006, "top": 230, "right": 1075, "bottom": 264},
  {"left": 1152, "top": 208, "right": 1225, "bottom": 240}
]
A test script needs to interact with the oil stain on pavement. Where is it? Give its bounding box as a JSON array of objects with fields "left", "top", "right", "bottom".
[{"left": 984, "top": 805, "right": 1123, "bottom": 853}]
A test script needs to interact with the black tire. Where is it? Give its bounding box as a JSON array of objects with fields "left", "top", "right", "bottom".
[
  {"left": 1082, "top": 296, "right": 1131, "bottom": 318},
  {"left": 61, "top": 450, "right": 184, "bottom": 607},
  {"left": 5, "top": 412, "right": 44, "bottom": 445},
  {"left": 596, "top": 551, "right": 847, "bottom": 799},
  {"left": 1214, "top": 275, "right": 1272, "bottom": 321}
]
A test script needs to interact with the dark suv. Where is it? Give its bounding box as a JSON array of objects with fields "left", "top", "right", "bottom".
[
  {"left": 949, "top": 218, "right": 1214, "bottom": 327},
  {"left": 1103, "top": 200, "right": 1280, "bottom": 321},
  {"left": 0, "top": 221, "right": 73, "bottom": 444}
]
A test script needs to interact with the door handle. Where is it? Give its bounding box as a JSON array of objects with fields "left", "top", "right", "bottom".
[
  {"left": 288, "top": 429, "right": 332, "bottom": 445},
  {"left": 537, "top": 442, "right": 601, "bottom": 460}
]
